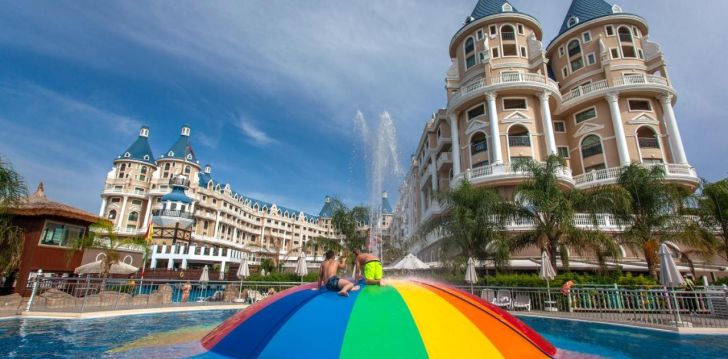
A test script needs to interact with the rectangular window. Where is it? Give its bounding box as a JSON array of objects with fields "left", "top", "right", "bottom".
[
  {"left": 582, "top": 31, "right": 592, "bottom": 43},
  {"left": 559, "top": 46, "right": 565, "bottom": 57},
  {"left": 466, "top": 55, "right": 476, "bottom": 69},
  {"left": 39, "top": 221, "right": 85, "bottom": 247},
  {"left": 562, "top": 66, "right": 569, "bottom": 78},
  {"left": 622, "top": 46, "right": 636, "bottom": 58},
  {"left": 574, "top": 107, "right": 597, "bottom": 124},
  {"left": 517, "top": 24, "right": 524, "bottom": 35},
  {"left": 557, "top": 146, "right": 570, "bottom": 158},
  {"left": 633, "top": 26, "right": 640, "bottom": 38},
  {"left": 502, "top": 44, "right": 517, "bottom": 56},
  {"left": 520, "top": 46, "right": 527, "bottom": 57},
  {"left": 467, "top": 105, "right": 485, "bottom": 120},
  {"left": 492, "top": 47, "right": 500, "bottom": 58},
  {"left": 587, "top": 53, "right": 596, "bottom": 65},
  {"left": 489, "top": 25, "right": 497, "bottom": 36},
  {"left": 628, "top": 99, "right": 652, "bottom": 111},
  {"left": 503, "top": 98, "right": 527, "bottom": 110},
  {"left": 553, "top": 121, "right": 566, "bottom": 133},
  {"left": 605, "top": 25, "right": 614, "bottom": 36},
  {"left": 477, "top": 29, "right": 484, "bottom": 40},
  {"left": 610, "top": 48, "right": 620, "bottom": 59}
]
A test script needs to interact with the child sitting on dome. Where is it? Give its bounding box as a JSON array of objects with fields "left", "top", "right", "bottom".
[{"left": 318, "top": 250, "right": 359, "bottom": 297}]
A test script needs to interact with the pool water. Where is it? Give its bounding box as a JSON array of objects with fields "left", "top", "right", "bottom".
[{"left": 0, "top": 310, "right": 726, "bottom": 358}]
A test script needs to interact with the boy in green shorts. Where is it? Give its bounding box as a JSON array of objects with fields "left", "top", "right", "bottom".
[{"left": 353, "top": 248, "right": 383, "bottom": 286}]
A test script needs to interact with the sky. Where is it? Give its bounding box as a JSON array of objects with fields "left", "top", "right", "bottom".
[{"left": 1, "top": 0, "right": 727, "bottom": 215}]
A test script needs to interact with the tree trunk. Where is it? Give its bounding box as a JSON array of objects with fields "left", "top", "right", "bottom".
[
  {"left": 644, "top": 240, "right": 660, "bottom": 279},
  {"left": 548, "top": 240, "right": 559, "bottom": 274}
]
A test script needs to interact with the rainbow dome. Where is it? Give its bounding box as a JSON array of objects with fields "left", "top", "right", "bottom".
[{"left": 201, "top": 280, "right": 556, "bottom": 358}]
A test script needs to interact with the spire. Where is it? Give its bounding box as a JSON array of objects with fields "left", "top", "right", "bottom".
[
  {"left": 118, "top": 126, "right": 155, "bottom": 165},
  {"left": 469, "top": 0, "right": 518, "bottom": 22},
  {"left": 161, "top": 124, "right": 198, "bottom": 164},
  {"left": 319, "top": 196, "right": 335, "bottom": 218},
  {"left": 557, "top": 0, "right": 618, "bottom": 37},
  {"left": 32, "top": 182, "right": 47, "bottom": 200}
]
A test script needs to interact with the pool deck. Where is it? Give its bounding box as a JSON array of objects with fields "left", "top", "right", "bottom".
[
  {"left": 515, "top": 311, "right": 728, "bottom": 335},
  {"left": 15, "top": 303, "right": 248, "bottom": 319}
]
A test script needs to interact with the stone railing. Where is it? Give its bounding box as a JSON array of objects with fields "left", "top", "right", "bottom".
[
  {"left": 465, "top": 163, "right": 573, "bottom": 184},
  {"left": 450, "top": 72, "right": 559, "bottom": 107},
  {"left": 562, "top": 74, "right": 671, "bottom": 107},
  {"left": 574, "top": 164, "right": 698, "bottom": 188}
]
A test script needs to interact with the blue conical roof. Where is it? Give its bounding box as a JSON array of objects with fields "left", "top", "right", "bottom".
[
  {"left": 319, "top": 196, "right": 335, "bottom": 218},
  {"left": 557, "top": 0, "right": 616, "bottom": 36},
  {"left": 118, "top": 127, "right": 155, "bottom": 165},
  {"left": 161, "top": 125, "right": 198, "bottom": 163},
  {"left": 381, "top": 193, "right": 393, "bottom": 215},
  {"left": 470, "top": 0, "right": 519, "bottom": 21},
  {"left": 161, "top": 185, "right": 192, "bottom": 204}
]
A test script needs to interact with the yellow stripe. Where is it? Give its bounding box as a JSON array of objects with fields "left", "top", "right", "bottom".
[{"left": 392, "top": 281, "right": 504, "bottom": 359}]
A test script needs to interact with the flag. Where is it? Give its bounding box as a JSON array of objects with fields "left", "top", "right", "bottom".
[{"left": 145, "top": 223, "right": 154, "bottom": 243}]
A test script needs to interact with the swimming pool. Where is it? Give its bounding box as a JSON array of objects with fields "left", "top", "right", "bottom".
[{"left": 0, "top": 310, "right": 725, "bottom": 358}]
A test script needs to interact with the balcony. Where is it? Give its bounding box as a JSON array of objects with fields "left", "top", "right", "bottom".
[
  {"left": 436, "top": 135, "right": 451, "bottom": 152},
  {"left": 508, "top": 135, "right": 531, "bottom": 147},
  {"left": 457, "top": 163, "right": 573, "bottom": 187},
  {"left": 638, "top": 137, "right": 660, "bottom": 149},
  {"left": 561, "top": 74, "right": 672, "bottom": 111},
  {"left": 420, "top": 200, "right": 443, "bottom": 225},
  {"left": 574, "top": 164, "right": 699, "bottom": 189},
  {"left": 449, "top": 73, "right": 559, "bottom": 111},
  {"left": 436, "top": 152, "right": 452, "bottom": 170},
  {"left": 153, "top": 209, "right": 194, "bottom": 219}
]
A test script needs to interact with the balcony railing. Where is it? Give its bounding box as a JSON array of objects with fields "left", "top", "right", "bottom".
[
  {"left": 638, "top": 137, "right": 660, "bottom": 149},
  {"left": 508, "top": 135, "right": 531, "bottom": 147},
  {"left": 501, "top": 32, "right": 516, "bottom": 41},
  {"left": 152, "top": 209, "right": 194, "bottom": 219},
  {"left": 581, "top": 145, "right": 604, "bottom": 158},
  {"left": 465, "top": 163, "right": 572, "bottom": 184},
  {"left": 574, "top": 164, "right": 698, "bottom": 187},
  {"left": 562, "top": 74, "right": 670, "bottom": 106},
  {"left": 450, "top": 73, "right": 559, "bottom": 107}
]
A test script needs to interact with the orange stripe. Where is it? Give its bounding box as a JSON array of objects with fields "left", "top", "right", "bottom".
[{"left": 417, "top": 282, "right": 551, "bottom": 359}]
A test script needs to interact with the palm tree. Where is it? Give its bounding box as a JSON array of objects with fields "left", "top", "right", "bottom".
[
  {"left": 66, "top": 221, "right": 149, "bottom": 278},
  {"left": 329, "top": 199, "right": 369, "bottom": 252},
  {"left": 692, "top": 179, "right": 728, "bottom": 261},
  {"left": 420, "top": 180, "right": 511, "bottom": 272},
  {"left": 0, "top": 155, "right": 27, "bottom": 288},
  {"left": 605, "top": 164, "right": 707, "bottom": 278},
  {"left": 510, "top": 155, "right": 620, "bottom": 273}
]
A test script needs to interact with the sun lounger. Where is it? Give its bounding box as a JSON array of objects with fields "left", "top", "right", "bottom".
[
  {"left": 481, "top": 289, "right": 496, "bottom": 303},
  {"left": 493, "top": 289, "right": 512, "bottom": 309},
  {"left": 512, "top": 294, "right": 531, "bottom": 311}
]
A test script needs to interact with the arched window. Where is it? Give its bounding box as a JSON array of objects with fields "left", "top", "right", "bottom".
[
  {"left": 128, "top": 211, "right": 139, "bottom": 221},
  {"left": 618, "top": 27, "right": 636, "bottom": 58},
  {"left": 581, "top": 135, "right": 603, "bottom": 158},
  {"left": 118, "top": 163, "right": 126, "bottom": 178},
  {"left": 163, "top": 163, "right": 171, "bottom": 178},
  {"left": 567, "top": 16, "right": 579, "bottom": 28},
  {"left": 508, "top": 125, "right": 530, "bottom": 147},
  {"left": 501, "top": 25, "right": 517, "bottom": 56},
  {"left": 637, "top": 127, "right": 660, "bottom": 149},
  {"left": 108, "top": 209, "right": 117, "bottom": 220},
  {"left": 470, "top": 132, "right": 488, "bottom": 168},
  {"left": 464, "top": 37, "right": 476, "bottom": 69},
  {"left": 139, "top": 166, "right": 148, "bottom": 181},
  {"left": 184, "top": 165, "right": 191, "bottom": 175},
  {"left": 567, "top": 39, "right": 583, "bottom": 72}
]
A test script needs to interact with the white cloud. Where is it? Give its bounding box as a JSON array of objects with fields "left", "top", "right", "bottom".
[{"left": 237, "top": 118, "right": 276, "bottom": 146}]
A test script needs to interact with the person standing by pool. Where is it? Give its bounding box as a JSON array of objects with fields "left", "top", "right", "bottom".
[
  {"left": 181, "top": 281, "right": 192, "bottom": 303},
  {"left": 353, "top": 248, "right": 383, "bottom": 286},
  {"left": 318, "top": 250, "right": 358, "bottom": 297}
]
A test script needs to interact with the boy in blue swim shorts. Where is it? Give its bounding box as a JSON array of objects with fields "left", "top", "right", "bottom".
[{"left": 318, "top": 250, "right": 358, "bottom": 297}]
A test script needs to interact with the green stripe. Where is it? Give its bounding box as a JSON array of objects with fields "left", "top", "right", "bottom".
[{"left": 339, "top": 285, "right": 428, "bottom": 359}]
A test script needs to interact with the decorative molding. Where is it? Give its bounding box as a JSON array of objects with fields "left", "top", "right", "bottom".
[
  {"left": 573, "top": 122, "right": 605, "bottom": 138},
  {"left": 502, "top": 111, "right": 532, "bottom": 124},
  {"left": 605, "top": 92, "right": 619, "bottom": 103},
  {"left": 465, "top": 118, "right": 489, "bottom": 135},
  {"left": 627, "top": 113, "right": 658, "bottom": 125}
]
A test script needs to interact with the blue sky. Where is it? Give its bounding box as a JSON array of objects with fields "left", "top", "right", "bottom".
[{"left": 1, "top": 0, "right": 727, "bottom": 215}]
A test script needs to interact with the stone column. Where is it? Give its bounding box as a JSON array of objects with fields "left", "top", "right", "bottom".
[
  {"left": 214, "top": 210, "right": 221, "bottom": 238},
  {"left": 142, "top": 199, "right": 153, "bottom": 229},
  {"left": 98, "top": 198, "right": 107, "bottom": 217},
  {"left": 167, "top": 258, "right": 174, "bottom": 269},
  {"left": 539, "top": 92, "right": 557, "bottom": 155},
  {"left": 118, "top": 196, "right": 129, "bottom": 230},
  {"left": 659, "top": 93, "right": 688, "bottom": 165},
  {"left": 486, "top": 92, "right": 503, "bottom": 164},
  {"left": 605, "top": 93, "right": 631, "bottom": 166},
  {"left": 448, "top": 114, "right": 462, "bottom": 175}
]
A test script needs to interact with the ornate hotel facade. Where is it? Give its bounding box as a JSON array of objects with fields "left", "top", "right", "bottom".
[
  {"left": 99, "top": 124, "right": 393, "bottom": 277},
  {"left": 392, "top": 0, "right": 703, "bottom": 270}
]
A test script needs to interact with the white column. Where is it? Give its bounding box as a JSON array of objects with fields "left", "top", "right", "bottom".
[
  {"left": 118, "top": 196, "right": 129, "bottom": 230},
  {"left": 141, "top": 199, "right": 153, "bottom": 228},
  {"left": 605, "top": 93, "right": 631, "bottom": 166},
  {"left": 181, "top": 258, "right": 188, "bottom": 269},
  {"left": 214, "top": 210, "right": 221, "bottom": 238},
  {"left": 167, "top": 258, "right": 174, "bottom": 269},
  {"left": 539, "top": 92, "right": 557, "bottom": 156},
  {"left": 98, "top": 198, "right": 107, "bottom": 217},
  {"left": 430, "top": 155, "right": 438, "bottom": 192},
  {"left": 659, "top": 93, "right": 688, "bottom": 165},
  {"left": 448, "top": 114, "right": 462, "bottom": 175},
  {"left": 486, "top": 92, "right": 503, "bottom": 164}
]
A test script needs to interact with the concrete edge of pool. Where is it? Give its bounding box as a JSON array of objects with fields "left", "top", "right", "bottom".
[
  {"left": 17, "top": 304, "right": 248, "bottom": 320},
  {"left": 515, "top": 312, "right": 728, "bottom": 335}
]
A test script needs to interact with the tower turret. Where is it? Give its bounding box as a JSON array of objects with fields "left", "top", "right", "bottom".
[
  {"left": 159, "top": 124, "right": 199, "bottom": 165},
  {"left": 116, "top": 126, "right": 155, "bottom": 165}
]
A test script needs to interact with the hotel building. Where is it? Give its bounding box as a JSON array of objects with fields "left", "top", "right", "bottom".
[
  {"left": 99, "top": 124, "right": 392, "bottom": 277},
  {"left": 393, "top": 0, "right": 708, "bottom": 272}
]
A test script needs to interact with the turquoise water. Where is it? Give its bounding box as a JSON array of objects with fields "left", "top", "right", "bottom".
[{"left": 0, "top": 310, "right": 726, "bottom": 358}]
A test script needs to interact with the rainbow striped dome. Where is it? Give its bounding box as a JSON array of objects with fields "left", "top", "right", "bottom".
[{"left": 201, "top": 280, "right": 556, "bottom": 358}]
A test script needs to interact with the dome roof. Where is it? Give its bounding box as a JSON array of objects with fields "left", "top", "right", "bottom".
[
  {"left": 160, "top": 125, "right": 198, "bottom": 164},
  {"left": 118, "top": 126, "right": 155, "bottom": 165},
  {"left": 469, "top": 0, "right": 519, "bottom": 21},
  {"left": 161, "top": 186, "right": 192, "bottom": 204},
  {"left": 318, "top": 196, "right": 335, "bottom": 218},
  {"left": 556, "top": 0, "right": 621, "bottom": 37}
]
